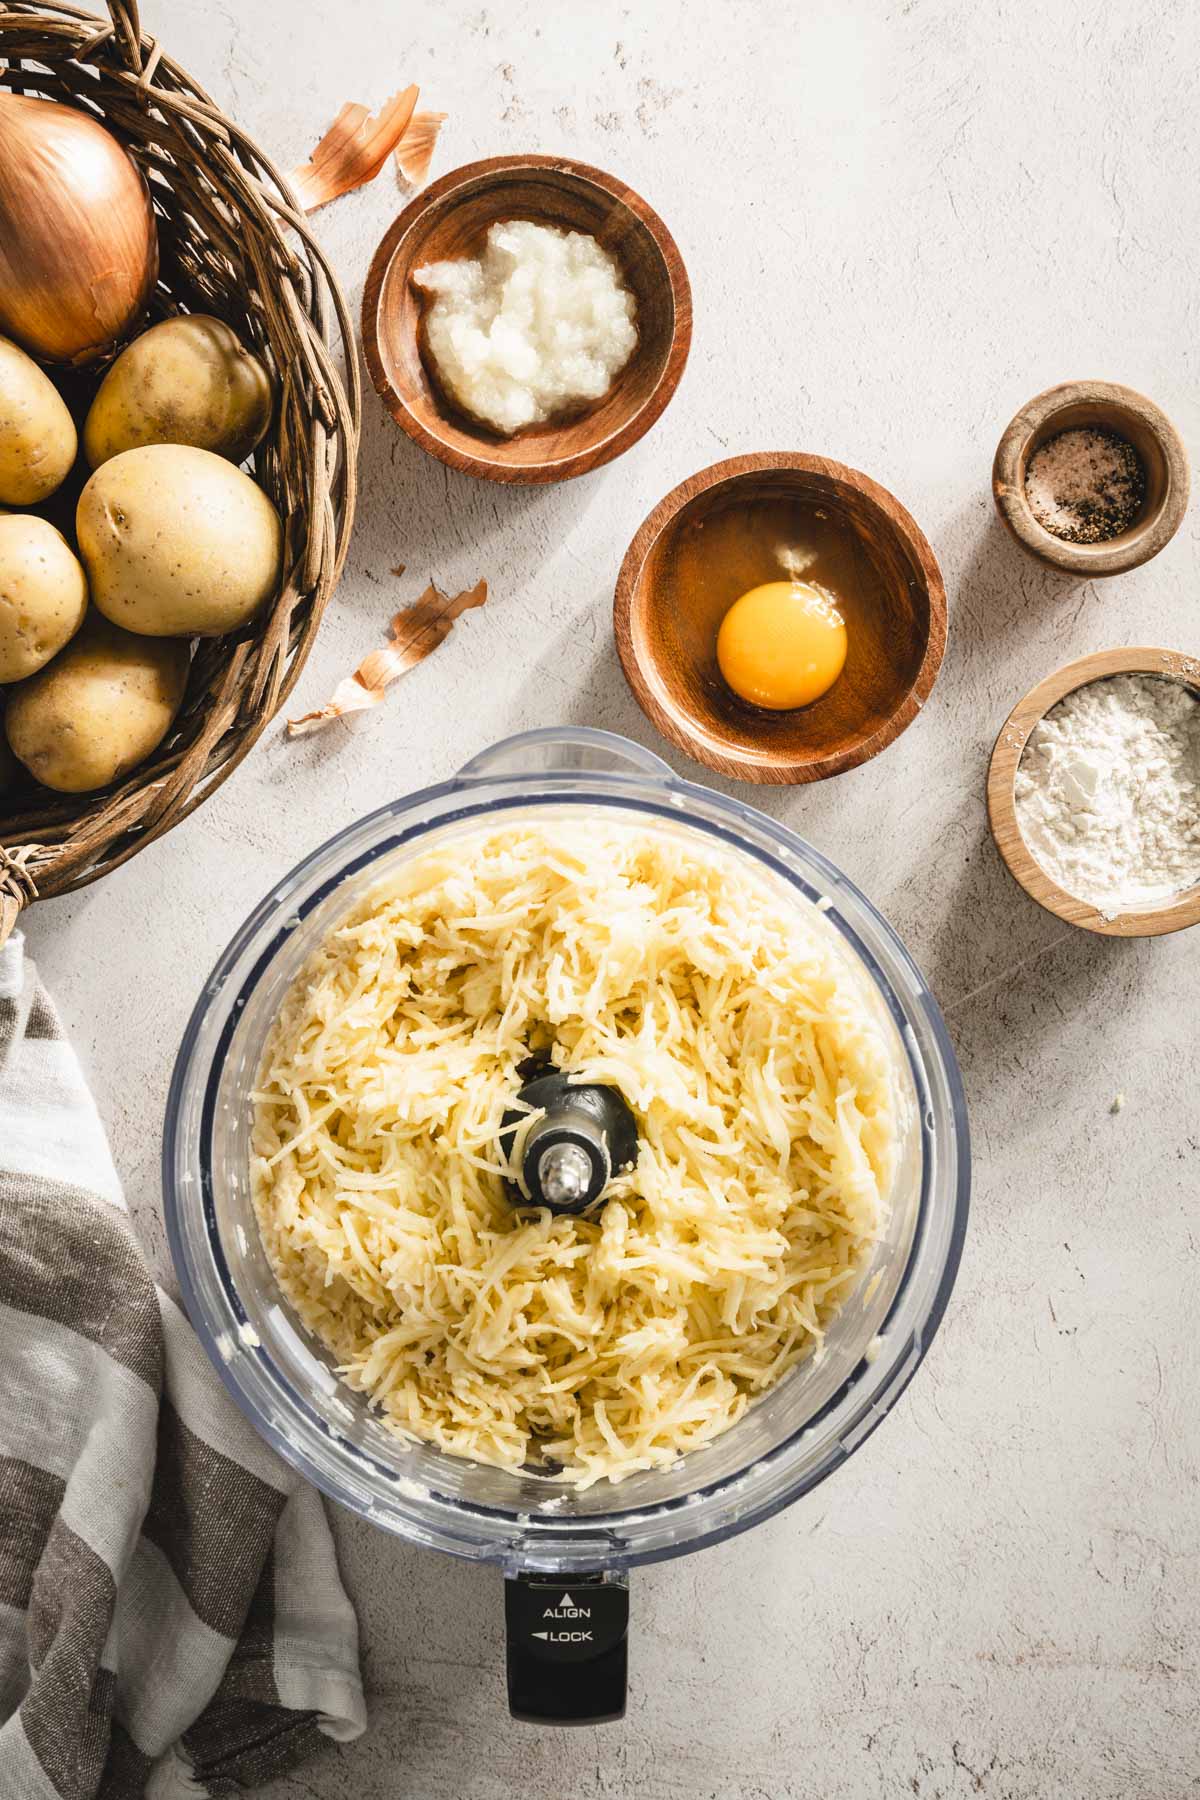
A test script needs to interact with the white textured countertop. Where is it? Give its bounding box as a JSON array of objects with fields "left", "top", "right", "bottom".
[{"left": 24, "top": 1, "right": 1199, "bottom": 1794}]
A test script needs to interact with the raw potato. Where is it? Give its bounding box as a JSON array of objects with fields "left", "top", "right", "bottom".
[
  {"left": 0, "top": 335, "right": 77, "bottom": 506},
  {"left": 76, "top": 444, "right": 283, "bottom": 637},
  {"left": 83, "top": 314, "right": 274, "bottom": 468},
  {"left": 5, "top": 613, "right": 188, "bottom": 793},
  {"left": 0, "top": 514, "right": 88, "bottom": 682}
]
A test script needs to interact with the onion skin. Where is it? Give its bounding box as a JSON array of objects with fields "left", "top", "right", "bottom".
[{"left": 0, "top": 94, "right": 158, "bottom": 366}]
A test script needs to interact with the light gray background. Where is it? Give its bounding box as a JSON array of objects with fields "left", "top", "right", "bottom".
[{"left": 23, "top": 1, "right": 1200, "bottom": 1794}]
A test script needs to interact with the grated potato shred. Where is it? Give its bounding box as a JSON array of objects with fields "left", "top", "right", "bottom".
[{"left": 251, "top": 822, "right": 900, "bottom": 1486}]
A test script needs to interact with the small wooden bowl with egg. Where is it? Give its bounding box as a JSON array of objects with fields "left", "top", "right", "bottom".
[
  {"left": 613, "top": 453, "right": 947, "bottom": 784},
  {"left": 362, "top": 154, "right": 691, "bottom": 484},
  {"left": 987, "top": 646, "right": 1200, "bottom": 938},
  {"left": 992, "top": 380, "right": 1189, "bottom": 577}
]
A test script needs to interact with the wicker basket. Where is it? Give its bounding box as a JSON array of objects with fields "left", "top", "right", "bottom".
[{"left": 0, "top": 0, "right": 360, "bottom": 943}]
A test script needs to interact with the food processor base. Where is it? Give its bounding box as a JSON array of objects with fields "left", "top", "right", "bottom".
[{"left": 505, "top": 1572, "right": 630, "bottom": 1724}]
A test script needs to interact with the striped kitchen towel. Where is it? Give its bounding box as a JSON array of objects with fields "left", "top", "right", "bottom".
[{"left": 0, "top": 933, "right": 366, "bottom": 1799}]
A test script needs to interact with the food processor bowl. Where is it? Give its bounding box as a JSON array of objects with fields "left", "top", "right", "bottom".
[{"left": 164, "top": 728, "right": 969, "bottom": 1720}]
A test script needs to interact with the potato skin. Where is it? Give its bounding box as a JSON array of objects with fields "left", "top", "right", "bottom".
[
  {"left": 83, "top": 314, "right": 274, "bottom": 469},
  {"left": 0, "top": 514, "right": 88, "bottom": 682},
  {"left": 5, "top": 612, "right": 188, "bottom": 793},
  {"left": 76, "top": 444, "right": 283, "bottom": 637},
  {"left": 0, "top": 336, "right": 77, "bottom": 506}
]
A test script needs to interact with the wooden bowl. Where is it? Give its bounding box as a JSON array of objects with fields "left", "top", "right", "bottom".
[
  {"left": 361, "top": 155, "right": 691, "bottom": 485},
  {"left": 613, "top": 454, "right": 947, "bottom": 784},
  {"left": 987, "top": 646, "right": 1200, "bottom": 938},
  {"left": 992, "top": 381, "right": 1189, "bottom": 577}
]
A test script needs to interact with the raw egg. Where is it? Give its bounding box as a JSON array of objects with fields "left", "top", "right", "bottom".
[{"left": 717, "top": 580, "right": 848, "bottom": 710}]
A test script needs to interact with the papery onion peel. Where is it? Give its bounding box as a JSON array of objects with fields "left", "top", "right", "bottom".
[
  {"left": 287, "top": 578, "right": 487, "bottom": 736},
  {"left": 395, "top": 112, "right": 447, "bottom": 189}
]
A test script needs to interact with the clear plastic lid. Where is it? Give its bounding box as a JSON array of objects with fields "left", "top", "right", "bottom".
[{"left": 164, "top": 729, "right": 969, "bottom": 1573}]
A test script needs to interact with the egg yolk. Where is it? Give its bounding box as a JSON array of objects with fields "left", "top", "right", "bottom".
[{"left": 716, "top": 580, "right": 848, "bottom": 710}]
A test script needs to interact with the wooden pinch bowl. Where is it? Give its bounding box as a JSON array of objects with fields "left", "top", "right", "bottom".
[
  {"left": 613, "top": 454, "right": 947, "bottom": 784},
  {"left": 992, "top": 380, "right": 1189, "bottom": 577},
  {"left": 987, "top": 646, "right": 1200, "bottom": 938},
  {"left": 362, "top": 155, "right": 691, "bottom": 484}
]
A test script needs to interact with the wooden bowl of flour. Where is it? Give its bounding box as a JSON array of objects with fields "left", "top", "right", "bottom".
[
  {"left": 362, "top": 155, "right": 692, "bottom": 484},
  {"left": 988, "top": 646, "right": 1200, "bottom": 938}
]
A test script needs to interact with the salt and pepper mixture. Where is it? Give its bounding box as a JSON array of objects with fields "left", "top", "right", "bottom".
[{"left": 1024, "top": 427, "right": 1145, "bottom": 544}]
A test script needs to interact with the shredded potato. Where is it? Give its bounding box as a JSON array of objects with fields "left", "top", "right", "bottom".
[{"left": 251, "top": 823, "right": 900, "bottom": 1487}]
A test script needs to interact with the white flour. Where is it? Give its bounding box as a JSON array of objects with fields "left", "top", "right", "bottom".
[{"left": 1014, "top": 674, "right": 1200, "bottom": 916}]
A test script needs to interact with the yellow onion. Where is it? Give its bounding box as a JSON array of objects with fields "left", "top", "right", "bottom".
[{"left": 0, "top": 93, "right": 158, "bottom": 365}]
